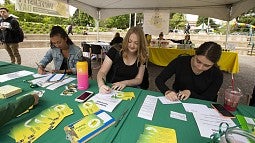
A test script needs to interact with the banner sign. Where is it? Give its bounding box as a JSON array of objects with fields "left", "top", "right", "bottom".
[
  {"left": 143, "top": 10, "right": 169, "bottom": 36},
  {"left": 15, "top": 0, "right": 70, "bottom": 18}
]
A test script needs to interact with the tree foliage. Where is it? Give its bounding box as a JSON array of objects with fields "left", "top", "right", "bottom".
[
  {"left": 72, "top": 9, "right": 94, "bottom": 27},
  {"left": 101, "top": 14, "right": 129, "bottom": 29},
  {"left": 169, "top": 13, "right": 186, "bottom": 30},
  {"left": 235, "top": 8, "right": 255, "bottom": 33}
]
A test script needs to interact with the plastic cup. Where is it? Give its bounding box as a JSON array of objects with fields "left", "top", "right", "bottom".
[{"left": 223, "top": 87, "right": 242, "bottom": 112}]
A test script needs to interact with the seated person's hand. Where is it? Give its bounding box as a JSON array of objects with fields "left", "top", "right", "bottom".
[
  {"left": 112, "top": 82, "right": 126, "bottom": 91},
  {"left": 50, "top": 69, "right": 61, "bottom": 73},
  {"left": 165, "top": 90, "right": 179, "bottom": 101},
  {"left": 38, "top": 66, "right": 46, "bottom": 74},
  {"left": 99, "top": 85, "right": 112, "bottom": 94},
  {"left": 177, "top": 90, "right": 191, "bottom": 100},
  {"left": 31, "top": 94, "right": 39, "bottom": 105}
]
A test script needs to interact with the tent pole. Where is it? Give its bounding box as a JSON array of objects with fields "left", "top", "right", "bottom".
[
  {"left": 225, "top": 4, "right": 232, "bottom": 50},
  {"left": 134, "top": 13, "right": 137, "bottom": 26},
  {"left": 207, "top": 17, "right": 210, "bottom": 33},
  {"left": 96, "top": 10, "right": 101, "bottom": 42},
  {"left": 129, "top": 13, "right": 131, "bottom": 28},
  {"left": 225, "top": 21, "right": 230, "bottom": 50}
]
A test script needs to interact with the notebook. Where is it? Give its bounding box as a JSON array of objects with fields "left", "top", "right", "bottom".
[
  {"left": 64, "top": 110, "right": 115, "bottom": 143},
  {"left": 0, "top": 85, "right": 22, "bottom": 99}
]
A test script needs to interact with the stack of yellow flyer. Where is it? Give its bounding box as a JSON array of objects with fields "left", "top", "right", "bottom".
[
  {"left": 9, "top": 103, "right": 73, "bottom": 143},
  {"left": 0, "top": 85, "right": 22, "bottom": 98},
  {"left": 111, "top": 91, "right": 135, "bottom": 100},
  {"left": 137, "top": 124, "right": 177, "bottom": 143},
  {"left": 64, "top": 110, "right": 115, "bottom": 143},
  {"left": 78, "top": 100, "right": 100, "bottom": 116}
]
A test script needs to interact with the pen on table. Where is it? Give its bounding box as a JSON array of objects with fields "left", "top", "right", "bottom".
[{"left": 115, "top": 109, "right": 129, "bottom": 127}]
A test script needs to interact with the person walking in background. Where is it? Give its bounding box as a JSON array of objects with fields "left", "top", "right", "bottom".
[
  {"left": 155, "top": 41, "right": 223, "bottom": 102},
  {"left": 67, "top": 24, "right": 73, "bottom": 35},
  {"left": 0, "top": 7, "right": 21, "bottom": 64},
  {"left": 37, "top": 26, "right": 83, "bottom": 74},
  {"left": 110, "top": 32, "right": 123, "bottom": 46},
  {"left": 170, "top": 35, "right": 192, "bottom": 44},
  {"left": 97, "top": 26, "right": 148, "bottom": 93}
]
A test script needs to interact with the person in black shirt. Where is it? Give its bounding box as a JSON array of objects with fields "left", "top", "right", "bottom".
[
  {"left": 97, "top": 27, "right": 148, "bottom": 93},
  {"left": 0, "top": 7, "right": 21, "bottom": 64},
  {"left": 110, "top": 32, "right": 123, "bottom": 46},
  {"left": 170, "top": 34, "right": 192, "bottom": 44},
  {"left": 157, "top": 32, "right": 165, "bottom": 40},
  {"left": 155, "top": 41, "right": 223, "bottom": 102}
]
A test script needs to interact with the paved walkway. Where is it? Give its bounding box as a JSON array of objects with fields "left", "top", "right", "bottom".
[{"left": 1, "top": 48, "right": 255, "bottom": 105}]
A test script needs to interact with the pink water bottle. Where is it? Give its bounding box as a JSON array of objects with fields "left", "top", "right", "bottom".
[{"left": 77, "top": 60, "right": 89, "bottom": 90}]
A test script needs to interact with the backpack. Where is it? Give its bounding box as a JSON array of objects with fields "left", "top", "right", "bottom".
[
  {"left": 16, "top": 27, "right": 24, "bottom": 42},
  {"left": 11, "top": 19, "right": 24, "bottom": 42}
]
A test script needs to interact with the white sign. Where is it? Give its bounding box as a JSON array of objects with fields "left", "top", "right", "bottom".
[
  {"left": 143, "top": 10, "right": 169, "bottom": 36},
  {"left": 15, "top": 0, "right": 70, "bottom": 18}
]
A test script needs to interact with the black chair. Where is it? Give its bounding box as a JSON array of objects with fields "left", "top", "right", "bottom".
[
  {"left": 83, "top": 57, "right": 93, "bottom": 78},
  {"left": 90, "top": 44, "right": 103, "bottom": 65},
  {"left": 81, "top": 42, "right": 91, "bottom": 58}
]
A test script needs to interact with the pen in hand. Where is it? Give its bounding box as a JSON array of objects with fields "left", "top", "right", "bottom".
[
  {"left": 115, "top": 109, "right": 129, "bottom": 127},
  {"left": 102, "top": 78, "right": 111, "bottom": 93},
  {"left": 36, "top": 62, "right": 48, "bottom": 73}
]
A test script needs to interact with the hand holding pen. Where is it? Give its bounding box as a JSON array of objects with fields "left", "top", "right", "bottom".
[
  {"left": 36, "top": 62, "right": 47, "bottom": 75},
  {"left": 99, "top": 78, "right": 112, "bottom": 94},
  {"left": 177, "top": 90, "right": 191, "bottom": 100},
  {"left": 165, "top": 90, "right": 179, "bottom": 101}
]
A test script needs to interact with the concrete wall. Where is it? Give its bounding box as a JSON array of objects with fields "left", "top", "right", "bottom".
[{"left": 1, "top": 33, "right": 253, "bottom": 55}]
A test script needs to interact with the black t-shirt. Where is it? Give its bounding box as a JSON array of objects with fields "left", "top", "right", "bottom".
[
  {"left": 110, "top": 37, "right": 123, "bottom": 45},
  {"left": 106, "top": 48, "right": 140, "bottom": 83},
  {"left": 60, "top": 57, "right": 68, "bottom": 71},
  {"left": 155, "top": 55, "right": 223, "bottom": 102}
]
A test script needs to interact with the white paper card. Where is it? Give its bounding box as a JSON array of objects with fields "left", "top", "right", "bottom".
[
  {"left": 193, "top": 112, "right": 236, "bottom": 138},
  {"left": 170, "top": 111, "right": 187, "bottom": 121},
  {"left": 90, "top": 90, "right": 122, "bottom": 112},
  {"left": 0, "top": 70, "right": 34, "bottom": 82},
  {"left": 47, "top": 77, "right": 76, "bottom": 90},
  {"left": 137, "top": 95, "right": 158, "bottom": 121},
  {"left": 158, "top": 96, "right": 181, "bottom": 104}
]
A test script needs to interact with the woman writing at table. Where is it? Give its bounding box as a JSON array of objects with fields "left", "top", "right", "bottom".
[
  {"left": 37, "top": 26, "right": 83, "bottom": 74},
  {"left": 97, "top": 26, "right": 148, "bottom": 93},
  {"left": 155, "top": 41, "right": 223, "bottom": 102}
]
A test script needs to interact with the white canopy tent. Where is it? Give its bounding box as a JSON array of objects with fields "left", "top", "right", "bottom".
[
  {"left": 64, "top": 0, "right": 255, "bottom": 46},
  {"left": 66, "top": 0, "right": 255, "bottom": 21}
]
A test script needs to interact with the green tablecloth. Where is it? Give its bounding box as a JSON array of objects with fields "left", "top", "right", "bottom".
[
  {"left": 0, "top": 61, "right": 142, "bottom": 143},
  {"left": 0, "top": 61, "right": 254, "bottom": 143},
  {"left": 112, "top": 90, "right": 255, "bottom": 143}
]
